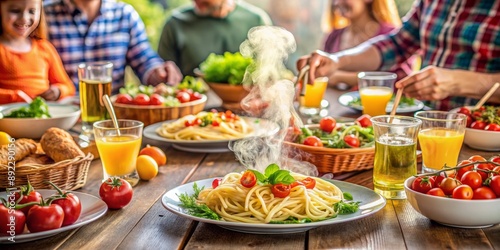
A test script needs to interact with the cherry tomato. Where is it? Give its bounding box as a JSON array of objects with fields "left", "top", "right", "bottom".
[
  {"left": 303, "top": 136, "right": 323, "bottom": 147},
  {"left": 426, "top": 188, "right": 445, "bottom": 197},
  {"left": 52, "top": 193, "right": 81, "bottom": 226},
  {"left": 190, "top": 92, "right": 203, "bottom": 101},
  {"left": 457, "top": 107, "right": 471, "bottom": 116},
  {"left": 452, "top": 184, "right": 473, "bottom": 199},
  {"left": 27, "top": 204, "right": 65, "bottom": 233},
  {"left": 176, "top": 91, "right": 191, "bottom": 103},
  {"left": 149, "top": 93, "right": 165, "bottom": 105},
  {"left": 139, "top": 145, "right": 167, "bottom": 166},
  {"left": 489, "top": 155, "right": 500, "bottom": 165},
  {"left": 489, "top": 175, "right": 500, "bottom": 197},
  {"left": 491, "top": 166, "right": 500, "bottom": 177},
  {"left": 470, "top": 121, "right": 486, "bottom": 130},
  {"left": 440, "top": 177, "right": 461, "bottom": 195},
  {"left": 99, "top": 177, "right": 133, "bottom": 210},
  {"left": 471, "top": 110, "right": 483, "bottom": 120},
  {"left": 460, "top": 171, "right": 482, "bottom": 190},
  {"left": 485, "top": 123, "right": 500, "bottom": 131},
  {"left": 271, "top": 184, "right": 291, "bottom": 198},
  {"left": 472, "top": 186, "right": 497, "bottom": 199},
  {"left": 411, "top": 176, "right": 435, "bottom": 194},
  {"left": 430, "top": 174, "right": 445, "bottom": 188},
  {"left": 355, "top": 114, "right": 372, "bottom": 128},
  {"left": 465, "top": 115, "right": 472, "bottom": 128},
  {"left": 455, "top": 160, "right": 473, "bottom": 180},
  {"left": 344, "top": 134, "right": 360, "bottom": 148},
  {"left": 133, "top": 94, "right": 150, "bottom": 105},
  {"left": 14, "top": 182, "right": 42, "bottom": 216},
  {"left": 212, "top": 178, "right": 222, "bottom": 189},
  {"left": 115, "top": 93, "right": 133, "bottom": 104},
  {"left": 240, "top": 171, "right": 257, "bottom": 188},
  {"left": 212, "top": 120, "right": 220, "bottom": 127},
  {"left": 300, "top": 177, "right": 316, "bottom": 189},
  {"left": 319, "top": 117, "right": 337, "bottom": 133},
  {"left": 0, "top": 203, "right": 25, "bottom": 236}
]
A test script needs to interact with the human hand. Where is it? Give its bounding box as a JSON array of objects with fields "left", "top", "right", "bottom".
[
  {"left": 39, "top": 86, "right": 61, "bottom": 101},
  {"left": 147, "top": 61, "right": 183, "bottom": 86},
  {"left": 395, "top": 66, "right": 456, "bottom": 101},
  {"left": 296, "top": 50, "right": 339, "bottom": 85}
]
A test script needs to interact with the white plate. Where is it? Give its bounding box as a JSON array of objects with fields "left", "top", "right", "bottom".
[
  {"left": 143, "top": 117, "right": 279, "bottom": 153},
  {"left": 338, "top": 91, "right": 425, "bottom": 113},
  {"left": 0, "top": 190, "right": 107, "bottom": 244},
  {"left": 162, "top": 178, "right": 386, "bottom": 234}
]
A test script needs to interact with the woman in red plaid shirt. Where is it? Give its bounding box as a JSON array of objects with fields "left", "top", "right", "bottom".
[{"left": 298, "top": 0, "right": 500, "bottom": 111}]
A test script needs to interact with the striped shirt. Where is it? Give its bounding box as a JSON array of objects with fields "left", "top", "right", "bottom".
[
  {"left": 371, "top": 0, "right": 500, "bottom": 111},
  {"left": 44, "top": 0, "right": 164, "bottom": 92}
]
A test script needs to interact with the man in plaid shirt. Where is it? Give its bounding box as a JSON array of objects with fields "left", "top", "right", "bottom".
[
  {"left": 297, "top": 0, "right": 500, "bottom": 111},
  {"left": 44, "top": 0, "right": 183, "bottom": 93}
]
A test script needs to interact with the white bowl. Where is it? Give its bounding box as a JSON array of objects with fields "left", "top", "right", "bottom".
[
  {"left": 449, "top": 106, "right": 500, "bottom": 151},
  {"left": 404, "top": 176, "right": 500, "bottom": 228},
  {"left": 0, "top": 103, "right": 80, "bottom": 139}
]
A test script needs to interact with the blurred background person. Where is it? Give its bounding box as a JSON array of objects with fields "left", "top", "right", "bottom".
[
  {"left": 44, "top": 0, "right": 183, "bottom": 94},
  {"left": 322, "top": 0, "right": 414, "bottom": 89},
  {"left": 158, "top": 0, "right": 272, "bottom": 76}
]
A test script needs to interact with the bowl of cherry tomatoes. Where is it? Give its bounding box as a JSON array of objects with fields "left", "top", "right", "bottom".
[
  {"left": 112, "top": 78, "right": 207, "bottom": 126},
  {"left": 404, "top": 154, "right": 500, "bottom": 228},
  {"left": 452, "top": 105, "right": 500, "bottom": 151}
]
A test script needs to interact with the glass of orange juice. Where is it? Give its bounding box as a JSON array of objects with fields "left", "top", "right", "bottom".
[
  {"left": 414, "top": 111, "right": 467, "bottom": 173},
  {"left": 358, "top": 72, "right": 396, "bottom": 116},
  {"left": 299, "top": 77, "right": 328, "bottom": 116},
  {"left": 94, "top": 119, "right": 143, "bottom": 186}
]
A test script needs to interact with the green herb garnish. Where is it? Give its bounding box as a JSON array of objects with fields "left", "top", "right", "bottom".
[
  {"left": 199, "top": 52, "right": 253, "bottom": 85},
  {"left": 177, "top": 183, "right": 220, "bottom": 220},
  {"left": 333, "top": 193, "right": 361, "bottom": 215},
  {"left": 250, "top": 163, "right": 295, "bottom": 185},
  {"left": 4, "top": 97, "right": 51, "bottom": 118}
]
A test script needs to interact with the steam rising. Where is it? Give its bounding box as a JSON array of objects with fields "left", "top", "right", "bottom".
[{"left": 229, "top": 26, "right": 318, "bottom": 176}]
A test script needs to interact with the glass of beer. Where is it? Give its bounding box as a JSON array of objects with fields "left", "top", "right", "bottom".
[
  {"left": 78, "top": 62, "right": 113, "bottom": 144},
  {"left": 371, "top": 115, "right": 422, "bottom": 199},
  {"left": 358, "top": 72, "right": 396, "bottom": 116}
]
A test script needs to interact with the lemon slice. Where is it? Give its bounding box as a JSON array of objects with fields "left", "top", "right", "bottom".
[{"left": 0, "top": 132, "right": 12, "bottom": 146}]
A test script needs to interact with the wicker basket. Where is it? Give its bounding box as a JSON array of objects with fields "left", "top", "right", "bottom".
[
  {"left": 283, "top": 140, "right": 375, "bottom": 175},
  {"left": 0, "top": 153, "right": 93, "bottom": 191},
  {"left": 112, "top": 94, "right": 207, "bottom": 126}
]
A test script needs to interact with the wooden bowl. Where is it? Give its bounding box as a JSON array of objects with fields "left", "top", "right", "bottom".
[
  {"left": 112, "top": 95, "right": 207, "bottom": 126},
  {"left": 207, "top": 82, "right": 250, "bottom": 103}
]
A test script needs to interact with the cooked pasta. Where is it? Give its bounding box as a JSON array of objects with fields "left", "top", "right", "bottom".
[
  {"left": 156, "top": 111, "right": 253, "bottom": 140},
  {"left": 197, "top": 172, "right": 343, "bottom": 223}
]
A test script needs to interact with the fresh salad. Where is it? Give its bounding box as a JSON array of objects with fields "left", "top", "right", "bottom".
[
  {"left": 456, "top": 105, "right": 500, "bottom": 131},
  {"left": 199, "top": 52, "right": 253, "bottom": 85},
  {"left": 1, "top": 97, "right": 51, "bottom": 118}
]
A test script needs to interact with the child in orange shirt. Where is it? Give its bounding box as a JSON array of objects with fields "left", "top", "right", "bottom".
[{"left": 0, "top": 0, "right": 75, "bottom": 104}]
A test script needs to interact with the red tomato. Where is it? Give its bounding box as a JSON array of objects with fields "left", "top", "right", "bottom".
[
  {"left": 457, "top": 107, "right": 471, "bottom": 116},
  {"left": 472, "top": 186, "right": 497, "bottom": 199},
  {"left": 485, "top": 123, "right": 500, "bottom": 131},
  {"left": 490, "top": 175, "right": 500, "bottom": 196},
  {"left": 149, "top": 94, "right": 165, "bottom": 105},
  {"left": 300, "top": 177, "right": 316, "bottom": 189},
  {"left": 212, "top": 120, "right": 220, "bottom": 127},
  {"left": 99, "top": 177, "right": 133, "bottom": 210},
  {"left": 14, "top": 183, "right": 42, "bottom": 216},
  {"left": 26, "top": 204, "right": 65, "bottom": 233},
  {"left": 426, "top": 188, "right": 445, "bottom": 197},
  {"left": 455, "top": 160, "right": 473, "bottom": 180},
  {"left": 212, "top": 178, "right": 222, "bottom": 189},
  {"left": 471, "top": 110, "right": 483, "bottom": 120},
  {"left": 470, "top": 121, "right": 486, "bottom": 130},
  {"left": 491, "top": 166, "right": 500, "bottom": 177},
  {"left": 460, "top": 171, "right": 482, "bottom": 190},
  {"left": 468, "top": 155, "right": 486, "bottom": 162},
  {"left": 115, "top": 94, "right": 133, "bottom": 104},
  {"left": 139, "top": 145, "right": 167, "bottom": 166},
  {"left": 430, "top": 174, "right": 446, "bottom": 188},
  {"left": 319, "top": 117, "right": 337, "bottom": 133},
  {"left": 0, "top": 204, "right": 25, "bottom": 236},
  {"left": 465, "top": 115, "right": 472, "bottom": 128},
  {"left": 240, "top": 171, "right": 257, "bottom": 188},
  {"left": 355, "top": 114, "right": 372, "bottom": 128},
  {"left": 344, "top": 134, "right": 360, "bottom": 148},
  {"left": 190, "top": 92, "right": 203, "bottom": 101},
  {"left": 271, "top": 184, "right": 291, "bottom": 198},
  {"left": 52, "top": 193, "right": 81, "bottom": 226},
  {"left": 440, "top": 177, "right": 461, "bottom": 195},
  {"left": 133, "top": 94, "right": 150, "bottom": 105},
  {"left": 303, "top": 136, "right": 323, "bottom": 147},
  {"left": 176, "top": 91, "right": 191, "bottom": 103},
  {"left": 411, "top": 176, "right": 435, "bottom": 194},
  {"left": 452, "top": 185, "right": 473, "bottom": 199},
  {"left": 490, "top": 155, "right": 500, "bottom": 165}
]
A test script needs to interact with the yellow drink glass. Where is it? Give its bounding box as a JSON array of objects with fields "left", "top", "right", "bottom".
[
  {"left": 299, "top": 77, "right": 328, "bottom": 115},
  {"left": 414, "top": 111, "right": 467, "bottom": 173},
  {"left": 94, "top": 120, "right": 143, "bottom": 187},
  {"left": 358, "top": 72, "right": 396, "bottom": 116}
]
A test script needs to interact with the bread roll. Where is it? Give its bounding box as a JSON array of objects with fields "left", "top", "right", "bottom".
[
  {"left": 0, "top": 138, "right": 38, "bottom": 165},
  {"left": 40, "top": 127, "right": 85, "bottom": 162},
  {"left": 16, "top": 154, "right": 54, "bottom": 166}
]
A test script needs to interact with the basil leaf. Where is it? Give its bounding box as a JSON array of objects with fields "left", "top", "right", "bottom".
[
  {"left": 265, "top": 163, "right": 280, "bottom": 177},
  {"left": 249, "top": 170, "right": 268, "bottom": 184},
  {"left": 343, "top": 192, "right": 354, "bottom": 201},
  {"left": 268, "top": 170, "right": 295, "bottom": 185}
]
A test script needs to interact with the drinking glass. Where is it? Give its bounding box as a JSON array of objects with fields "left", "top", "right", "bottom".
[
  {"left": 299, "top": 77, "right": 328, "bottom": 116},
  {"left": 94, "top": 119, "right": 143, "bottom": 187},
  {"left": 414, "top": 111, "right": 467, "bottom": 173},
  {"left": 358, "top": 72, "right": 396, "bottom": 116},
  {"left": 371, "top": 115, "right": 422, "bottom": 199},
  {"left": 78, "top": 62, "right": 113, "bottom": 145}
]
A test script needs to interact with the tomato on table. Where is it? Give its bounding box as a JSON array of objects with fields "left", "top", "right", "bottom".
[
  {"left": 99, "top": 177, "right": 133, "bottom": 209},
  {"left": 27, "top": 204, "right": 65, "bottom": 233}
]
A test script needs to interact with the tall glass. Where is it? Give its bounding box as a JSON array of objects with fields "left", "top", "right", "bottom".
[
  {"left": 94, "top": 119, "right": 143, "bottom": 187},
  {"left": 358, "top": 72, "right": 396, "bottom": 116},
  {"left": 371, "top": 115, "right": 422, "bottom": 199},
  {"left": 299, "top": 77, "right": 328, "bottom": 116},
  {"left": 415, "top": 111, "right": 467, "bottom": 173},
  {"left": 78, "top": 62, "right": 113, "bottom": 144}
]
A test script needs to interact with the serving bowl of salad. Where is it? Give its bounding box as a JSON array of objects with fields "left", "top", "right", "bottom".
[
  {"left": 451, "top": 105, "right": 500, "bottom": 151},
  {"left": 0, "top": 97, "right": 81, "bottom": 138}
]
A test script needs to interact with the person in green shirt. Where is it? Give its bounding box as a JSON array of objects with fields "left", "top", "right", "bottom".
[{"left": 158, "top": 0, "right": 272, "bottom": 76}]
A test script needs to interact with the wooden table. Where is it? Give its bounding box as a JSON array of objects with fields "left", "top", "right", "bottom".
[{"left": 7, "top": 88, "right": 500, "bottom": 249}]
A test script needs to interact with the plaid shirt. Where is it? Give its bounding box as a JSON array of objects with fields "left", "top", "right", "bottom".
[
  {"left": 372, "top": 0, "right": 500, "bottom": 111},
  {"left": 44, "top": 0, "right": 164, "bottom": 92}
]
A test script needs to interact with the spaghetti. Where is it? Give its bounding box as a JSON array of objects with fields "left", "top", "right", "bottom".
[{"left": 156, "top": 111, "right": 253, "bottom": 140}]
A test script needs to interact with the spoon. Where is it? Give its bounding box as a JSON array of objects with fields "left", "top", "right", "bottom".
[{"left": 102, "top": 94, "right": 121, "bottom": 136}]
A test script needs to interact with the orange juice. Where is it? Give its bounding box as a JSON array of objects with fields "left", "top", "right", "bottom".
[
  {"left": 96, "top": 135, "right": 142, "bottom": 176},
  {"left": 418, "top": 128, "right": 464, "bottom": 171},
  {"left": 359, "top": 86, "right": 393, "bottom": 116},
  {"left": 301, "top": 78, "right": 328, "bottom": 108}
]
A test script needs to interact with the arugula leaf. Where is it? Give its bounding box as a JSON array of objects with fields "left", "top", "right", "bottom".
[{"left": 177, "top": 183, "right": 220, "bottom": 220}]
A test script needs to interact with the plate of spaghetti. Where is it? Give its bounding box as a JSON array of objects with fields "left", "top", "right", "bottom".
[
  {"left": 143, "top": 110, "right": 279, "bottom": 153},
  {"left": 162, "top": 164, "right": 386, "bottom": 234}
]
